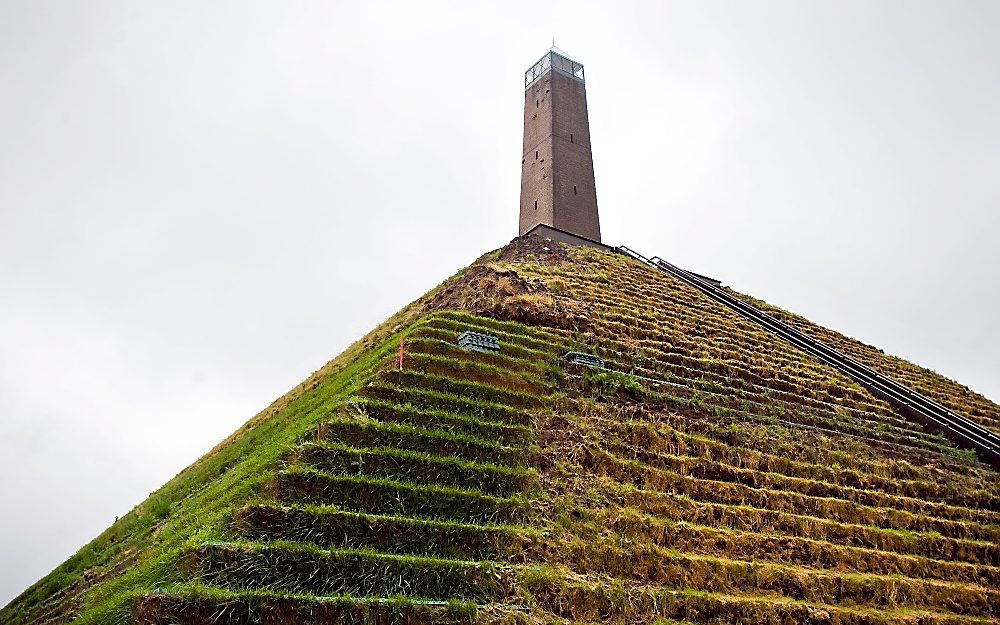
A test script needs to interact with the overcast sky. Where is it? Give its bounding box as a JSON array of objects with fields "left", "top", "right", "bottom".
[{"left": 2, "top": 0, "right": 999, "bottom": 607}]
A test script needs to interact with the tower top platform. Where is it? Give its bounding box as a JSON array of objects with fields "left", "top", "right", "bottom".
[{"left": 525, "top": 47, "right": 585, "bottom": 87}]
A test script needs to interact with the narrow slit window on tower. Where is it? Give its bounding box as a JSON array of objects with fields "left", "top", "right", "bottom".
[
  {"left": 535, "top": 150, "right": 538, "bottom": 159},
  {"left": 534, "top": 200, "right": 538, "bottom": 210},
  {"left": 574, "top": 185, "right": 578, "bottom": 195},
  {"left": 536, "top": 99, "right": 539, "bottom": 108},
  {"left": 570, "top": 133, "right": 574, "bottom": 143}
]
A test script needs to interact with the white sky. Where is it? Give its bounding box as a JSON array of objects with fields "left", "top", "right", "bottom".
[{"left": 1, "top": 0, "right": 998, "bottom": 607}]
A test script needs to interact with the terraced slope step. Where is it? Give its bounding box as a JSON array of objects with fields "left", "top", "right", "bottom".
[
  {"left": 405, "top": 335, "right": 548, "bottom": 374},
  {"left": 136, "top": 588, "right": 478, "bottom": 625},
  {"left": 595, "top": 508, "right": 1000, "bottom": 586},
  {"left": 403, "top": 352, "right": 547, "bottom": 396},
  {"left": 600, "top": 349, "right": 931, "bottom": 433},
  {"left": 421, "top": 312, "right": 572, "bottom": 356},
  {"left": 360, "top": 384, "right": 533, "bottom": 427},
  {"left": 294, "top": 442, "right": 537, "bottom": 497},
  {"left": 611, "top": 484, "right": 1000, "bottom": 566},
  {"left": 600, "top": 350, "right": 905, "bottom": 425},
  {"left": 317, "top": 418, "right": 527, "bottom": 466},
  {"left": 595, "top": 453, "right": 1000, "bottom": 542},
  {"left": 191, "top": 542, "right": 502, "bottom": 600},
  {"left": 529, "top": 575, "right": 998, "bottom": 625},
  {"left": 603, "top": 443, "right": 1000, "bottom": 525},
  {"left": 606, "top": 419, "right": 1000, "bottom": 509},
  {"left": 351, "top": 398, "right": 533, "bottom": 443},
  {"left": 273, "top": 469, "right": 532, "bottom": 524},
  {"left": 547, "top": 535, "right": 999, "bottom": 617},
  {"left": 637, "top": 382, "right": 956, "bottom": 455},
  {"left": 234, "top": 504, "right": 539, "bottom": 560},
  {"left": 380, "top": 370, "right": 545, "bottom": 409},
  {"left": 407, "top": 332, "right": 558, "bottom": 369},
  {"left": 728, "top": 292, "right": 1000, "bottom": 436},
  {"left": 653, "top": 412, "right": 993, "bottom": 484},
  {"left": 620, "top": 246, "right": 1000, "bottom": 469}
]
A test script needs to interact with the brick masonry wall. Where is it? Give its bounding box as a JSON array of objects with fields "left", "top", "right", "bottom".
[
  {"left": 519, "top": 73, "right": 554, "bottom": 234},
  {"left": 519, "top": 68, "right": 601, "bottom": 241}
]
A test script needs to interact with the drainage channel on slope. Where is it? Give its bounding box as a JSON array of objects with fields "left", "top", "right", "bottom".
[{"left": 617, "top": 245, "right": 1000, "bottom": 471}]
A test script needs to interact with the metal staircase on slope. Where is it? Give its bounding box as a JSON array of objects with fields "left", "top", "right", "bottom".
[{"left": 617, "top": 245, "right": 1000, "bottom": 471}]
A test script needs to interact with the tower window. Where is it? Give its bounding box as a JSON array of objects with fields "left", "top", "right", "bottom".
[
  {"left": 570, "top": 133, "right": 574, "bottom": 143},
  {"left": 535, "top": 150, "right": 538, "bottom": 159},
  {"left": 534, "top": 200, "right": 538, "bottom": 210},
  {"left": 574, "top": 185, "right": 577, "bottom": 195},
  {"left": 536, "top": 99, "right": 539, "bottom": 108}
]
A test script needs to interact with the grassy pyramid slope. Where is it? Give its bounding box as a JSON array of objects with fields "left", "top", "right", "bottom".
[{"left": 3, "top": 235, "right": 999, "bottom": 625}]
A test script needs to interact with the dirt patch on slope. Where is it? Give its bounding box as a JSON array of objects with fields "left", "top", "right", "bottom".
[
  {"left": 425, "top": 237, "right": 589, "bottom": 331},
  {"left": 497, "top": 234, "right": 572, "bottom": 266}
]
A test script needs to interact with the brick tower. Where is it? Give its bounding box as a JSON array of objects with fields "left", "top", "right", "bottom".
[{"left": 519, "top": 47, "right": 602, "bottom": 243}]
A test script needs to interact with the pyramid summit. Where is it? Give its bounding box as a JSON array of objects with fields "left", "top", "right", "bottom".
[
  {"left": 4, "top": 52, "right": 1000, "bottom": 625},
  {"left": 5, "top": 236, "right": 1000, "bottom": 625}
]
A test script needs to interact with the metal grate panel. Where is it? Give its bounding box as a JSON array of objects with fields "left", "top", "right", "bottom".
[
  {"left": 457, "top": 331, "right": 501, "bottom": 354},
  {"left": 564, "top": 351, "right": 605, "bottom": 369}
]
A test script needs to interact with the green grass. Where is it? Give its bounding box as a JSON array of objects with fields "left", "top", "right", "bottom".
[
  {"left": 405, "top": 335, "right": 548, "bottom": 374},
  {"left": 136, "top": 582, "right": 478, "bottom": 625},
  {"left": 382, "top": 369, "right": 546, "bottom": 409},
  {"left": 294, "top": 441, "right": 538, "bottom": 496},
  {"left": 404, "top": 352, "right": 546, "bottom": 395},
  {"left": 317, "top": 417, "right": 528, "bottom": 466},
  {"left": 359, "top": 384, "right": 533, "bottom": 426},
  {"left": 8, "top": 239, "right": 1000, "bottom": 625},
  {"left": 0, "top": 315, "right": 417, "bottom": 625},
  {"left": 351, "top": 397, "right": 533, "bottom": 443},
  {"left": 273, "top": 468, "right": 533, "bottom": 524},
  {"left": 234, "top": 503, "right": 538, "bottom": 560},
  {"left": 426, "top": 311, "right": 572, "bottom": 356},
  {"left": 410, "top": 326, "right": 559, "bottom": 364},
  {"left": 194, "top": 541, "right": 502, "bottom": 600}
]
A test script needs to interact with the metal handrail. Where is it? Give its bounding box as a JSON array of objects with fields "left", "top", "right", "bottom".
[{"left": 617, "top": 245, "right": 1000, "bottom": 470}]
